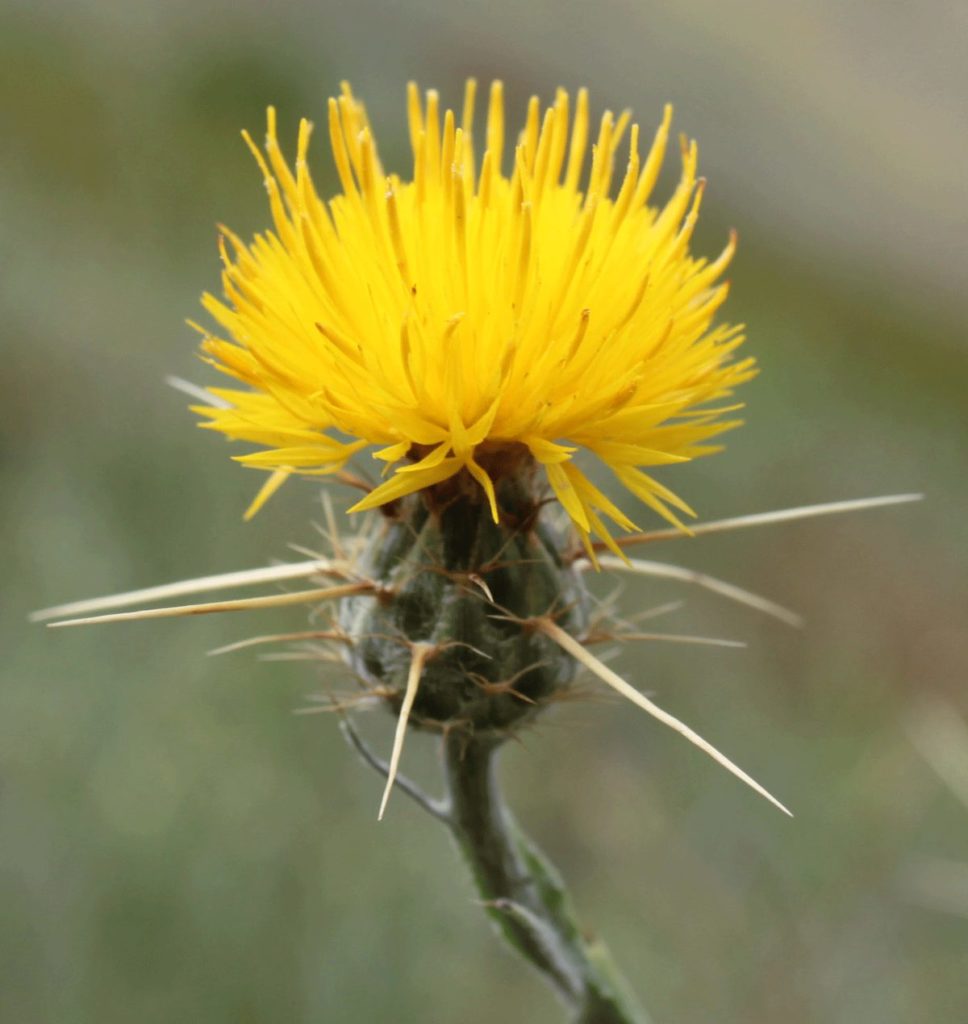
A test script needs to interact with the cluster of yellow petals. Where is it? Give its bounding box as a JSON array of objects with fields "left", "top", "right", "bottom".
[{"left": 195, "top": 80, "right": 755, "bottom": 553}]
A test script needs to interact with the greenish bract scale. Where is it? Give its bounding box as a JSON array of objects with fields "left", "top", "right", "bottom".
[{"left": 339, "top": 479, "right": 588, "bottom": 736}]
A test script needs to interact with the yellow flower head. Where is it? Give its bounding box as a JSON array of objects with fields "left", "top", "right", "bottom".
[{"left": 195, "top": 80, "right": 755, "bottom": 554}]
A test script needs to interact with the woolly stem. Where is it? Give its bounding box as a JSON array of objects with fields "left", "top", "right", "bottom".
[{"left": 442, "top": 730, "right": 650, "bottom": 1024}]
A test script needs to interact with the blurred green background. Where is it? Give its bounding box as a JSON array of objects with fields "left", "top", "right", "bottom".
[{"left": 2, "top": 2, "right": 967, "bottom": 1022}]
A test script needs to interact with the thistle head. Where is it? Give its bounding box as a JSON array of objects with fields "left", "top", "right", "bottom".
[{"left": 193, "top": 80, "right": 754, "bottom": 556}]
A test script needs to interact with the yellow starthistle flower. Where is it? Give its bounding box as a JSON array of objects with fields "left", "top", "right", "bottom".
[
  {"left": 194, "top": 80, "right": 755, "bottom": 554},
  {"left": 33, "top": 73, "right": 923, "bottom": 1024}
]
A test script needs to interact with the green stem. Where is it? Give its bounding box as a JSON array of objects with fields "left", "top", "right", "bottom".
[{"left": 442, "top": 731, "right": 651, "bottom": 1024}]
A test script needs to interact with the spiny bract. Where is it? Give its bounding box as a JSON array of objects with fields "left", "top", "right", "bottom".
[{"left": 194, "top": 80, "right": 755, "bottom": 554}]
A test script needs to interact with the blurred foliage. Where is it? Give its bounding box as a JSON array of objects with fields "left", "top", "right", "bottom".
[{"left": 2, "top": 3, "right": 966, "bottom": 1023}]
